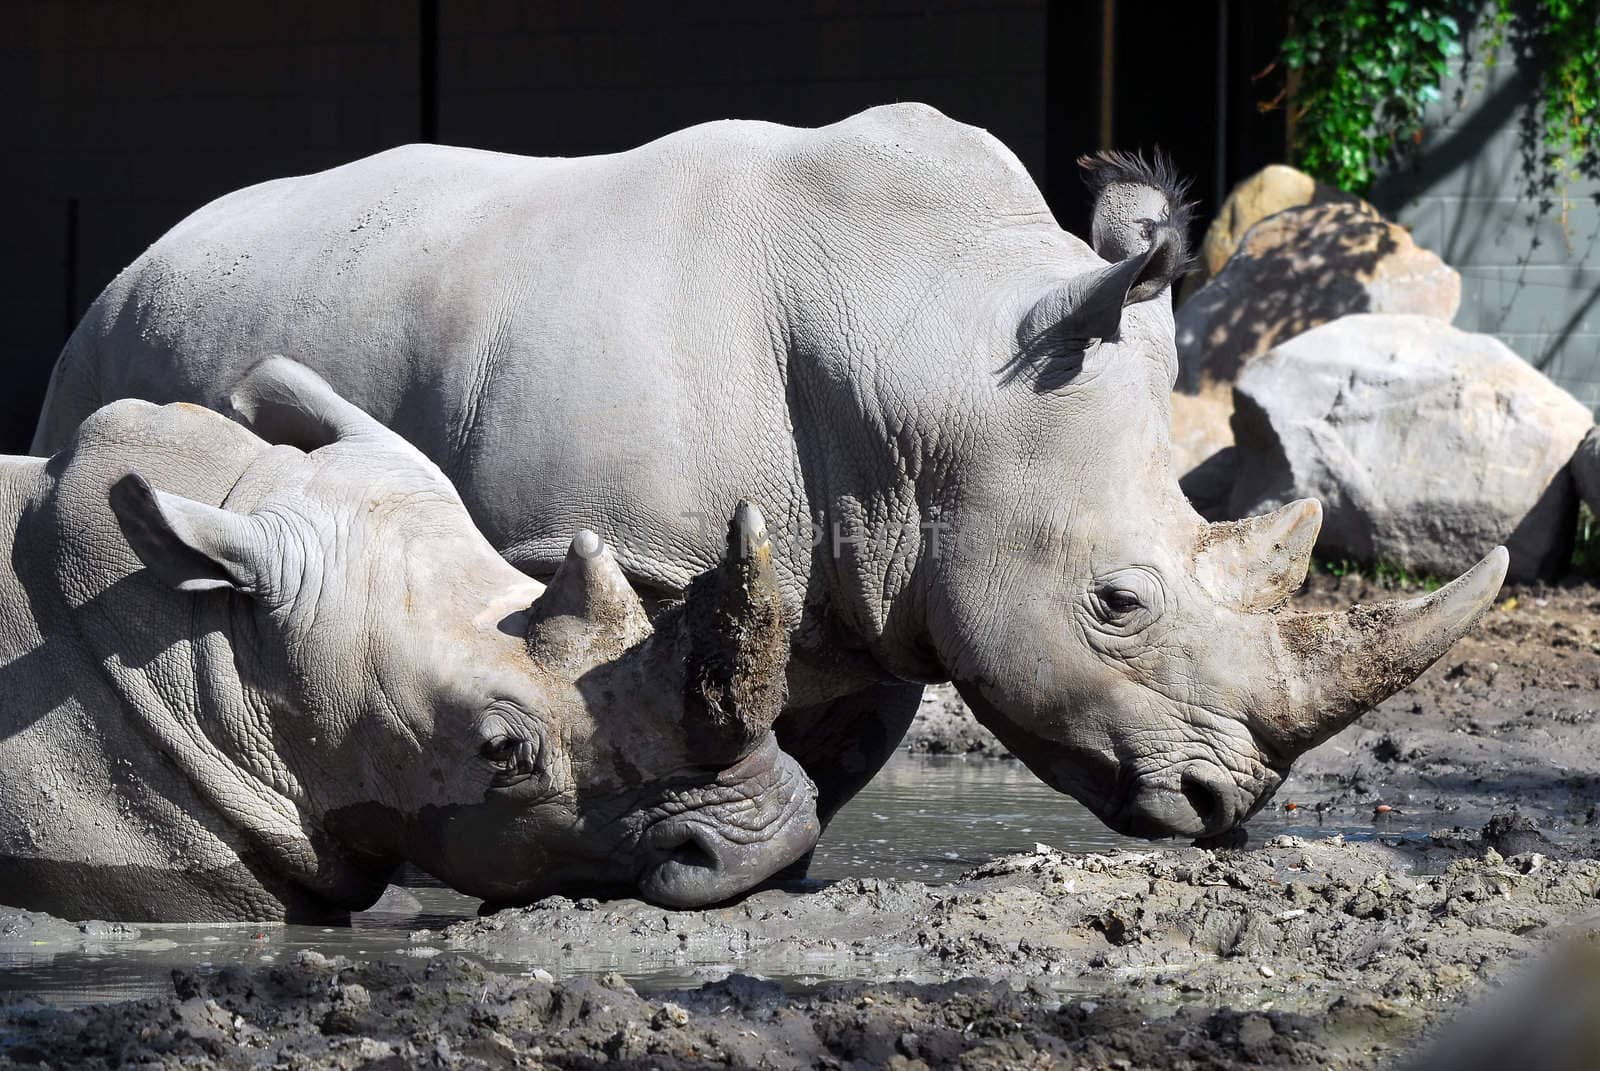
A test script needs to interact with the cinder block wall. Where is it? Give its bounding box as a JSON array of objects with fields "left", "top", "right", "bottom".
[
  {"left": 2, "top": 1, "right": 421, "bottom": 453},
  {"left": 3, "top": 0, "right": 1047, "bottom": 453},
  {"left": 1372, "top": 14, "right": 1600, "bottom": 409}
]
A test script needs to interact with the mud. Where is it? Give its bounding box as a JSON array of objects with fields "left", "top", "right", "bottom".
[
  {"left": 1286, "top": 575, "right": 1600, "bottom": 840},
  {"left": 1, "top": 579, "right": 1597, "bottom": 1069},
  {"left": 3, "top": 833, "right": 1596, "bottom": 1068},
  {"left": 904, "top": 685, "right": 1013, "bottom": 760},
  {"left": 0, "top": 952, "right": 1378, "bottom": 1070}
]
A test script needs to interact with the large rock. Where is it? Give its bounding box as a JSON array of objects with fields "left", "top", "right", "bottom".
[
  {"left": 1569, "top": 426, "right": 1600, "bottom": 517},
  {"left": 1177, "top": 202, "right": 1462, "bottom": 391},
  {"left": 1169, "top": 385, "right": 1237, "bottom": 519},
  {"left": 1190, "top": 163, "right": 1357, "bottom": 286},
  {"left": 1229, "top": 314, "right": 1591, "bottom": 581}
]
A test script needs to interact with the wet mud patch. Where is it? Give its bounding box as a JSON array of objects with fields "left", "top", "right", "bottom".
[
  {"left": 3, "top": 834, "right": 1595, "bottom": 1069},
  {"left": 433, "top": 837, "right": 1599, "bottom": 1015},
  {"left": 0, "top": 953, "right": 1376, "bottom": 1071}
]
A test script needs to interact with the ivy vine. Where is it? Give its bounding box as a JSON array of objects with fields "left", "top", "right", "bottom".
[
  {"left": 1490, "top": 0, "right": 1600, "bottom": 206},
  {"left": 1277, "top": 0, "right": 1600, "bottom": 199}
]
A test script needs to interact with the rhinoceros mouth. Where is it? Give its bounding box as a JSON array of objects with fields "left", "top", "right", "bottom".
[{"left": 630, "top": 736, "right": 821, "bottom": 908}]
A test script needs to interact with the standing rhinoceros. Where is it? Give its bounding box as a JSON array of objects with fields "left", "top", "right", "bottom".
[
  {"left": 1, "top": 358, "right": 817, "bottom": 921},
  {"left": 32, "top": 105, "right": 1507, "bottom": 841}
]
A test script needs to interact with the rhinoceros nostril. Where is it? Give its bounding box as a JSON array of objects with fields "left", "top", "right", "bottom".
[
  {"left": 1180, "top": 769, "right": 1230, "bottom": 831},
  {"left": 656, "top": 826, "right": 723, "bottom": 873}
]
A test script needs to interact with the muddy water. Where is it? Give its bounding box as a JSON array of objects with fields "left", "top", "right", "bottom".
[{"left": 0, "top": 754, "right": 1428, "bottom": 1007}]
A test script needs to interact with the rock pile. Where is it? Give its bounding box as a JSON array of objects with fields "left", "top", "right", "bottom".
[
  {"left": 1187, "top": 163, "right": 1359, "bottom": 291},
  {"left": 1229, "top": 315, "right": 1591, "bottom": 581},
  {"left": 1173, "top": 164, "right": 1595, "bottom": 578},
  {"left": 1177, "top": 200, "right": 1461, "bottom": 391}
]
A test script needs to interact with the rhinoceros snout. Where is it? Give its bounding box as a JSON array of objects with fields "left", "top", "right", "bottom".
[
  {"left": 638, "top": 812, "right": 820, "bottom": 908},
  {"left": 1114, "top": 764, "right": 1254, "bottom": 839},
  {"left": 634, "top": 740, "right": 820, "bottom": 908}
]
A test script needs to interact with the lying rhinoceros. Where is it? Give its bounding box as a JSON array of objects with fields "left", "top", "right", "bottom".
[
  {"left": 33, "top": 105, "right": 1507, "bottom": 840},
  {"left": 1, "top": 358, "right": 817, "bottom": 921}
]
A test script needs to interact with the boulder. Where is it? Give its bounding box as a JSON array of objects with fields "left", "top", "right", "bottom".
[
  {"left": 1228, "top": 314, "right": 1591, "bottom": 581},
  {"left": 1190, "top": 164, "right": 1358, "bottom": 287},
  {"left": 1169, "top": 385, "right": 1237, "bottom": 519},
  {"left": 1176, "top": 202, "right": 1462, "bottom": 391},
  {"left": 1569, "top": 426, "right": 1600, "bottom": 516}
]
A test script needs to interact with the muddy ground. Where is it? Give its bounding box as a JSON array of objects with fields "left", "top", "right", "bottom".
[
  {"left": 2, "top": 578, "right": 1597, "bottom": 1069},
  {"left": 4, "top": 832, "right": 1596, "bottom": 1069}
]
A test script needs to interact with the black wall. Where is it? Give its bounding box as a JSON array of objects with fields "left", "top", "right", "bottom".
[{"left": 4, "top": 0, "right": 1272, "bottom": 452}]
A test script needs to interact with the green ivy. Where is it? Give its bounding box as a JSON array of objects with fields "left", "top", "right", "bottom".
[
  {"left": 1279, "top": 0, "right": 1600, "bottom": 197},
  {"left": 1311, "top": 557, "right": 1446, "bottom": 591},
  {"left": 1280, "top": 0, "right": 1462, "bottom": 194},
  {"left": 1571, "top": 502, "right": 1600, "bottom": 579},
  {"left": 1496, "top": 0, "right": 1600, "bottom": 194}
]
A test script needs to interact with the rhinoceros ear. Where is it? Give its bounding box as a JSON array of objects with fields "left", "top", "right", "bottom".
[
  {"left": 227, "top": 355, "right": 395, "bottom": 452},
  {"left": 109, "top": 473, "right": 269, "bottom": 595},
  {"left": 1019, "top": 252, "right": 1153, "bottom": 353},
  {"left": 1078, "top": 149, "right": 1194, "bottom": 304}
]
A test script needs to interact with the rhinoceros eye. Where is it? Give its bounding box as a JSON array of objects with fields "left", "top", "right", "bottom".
[
  {"left": 1100, "top": 588, "right": 1143, "bottom": 615},
  {"left": 1087, "top": 569, "right": 1164, "bottom": 632},
  {"left": 478, "top": 707, "right": 544, "bottom": 785},
  {"left": 480, "top": 735, "right": 528, "bottom": 766}
]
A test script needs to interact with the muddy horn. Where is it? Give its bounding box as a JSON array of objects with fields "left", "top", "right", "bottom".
[
  {"left": 680, "top": 500, "right": 790, "bottom": 747},
  {"left": 1268, "top": 546, "right": 1510, "bottom": 755},
  {"left": 526, "top": 528, "right": 652, "bottom": 674}
]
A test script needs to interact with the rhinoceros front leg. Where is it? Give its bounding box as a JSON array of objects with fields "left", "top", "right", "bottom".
[{"left": 776, "top": 681, "right": 925, "bottom": 829}]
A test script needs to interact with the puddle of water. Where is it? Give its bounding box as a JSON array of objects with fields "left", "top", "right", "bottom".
[
  {"left": 0, "top": 754, "right": 1440, "bottom": 1007},
  {"left": 812, "top": 755, "right": 1453, "bottom": 881},
  {"left": 812, "top": 754, "right": 1148, "bottom": 880},
  {"left": 0, "top": 885, "right": 475, "bottom": 1009}
]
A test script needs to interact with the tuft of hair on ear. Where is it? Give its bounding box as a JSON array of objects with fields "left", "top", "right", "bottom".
[{"left": 1076, "top": 148, "right": 1197, "bottom": 275}]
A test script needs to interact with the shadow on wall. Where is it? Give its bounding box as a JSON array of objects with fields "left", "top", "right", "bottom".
[
  {"left": 1370, "top": 14, "right": 1600, "bottom": 404},
  {"left": 2, "top": 0, "right": 1057, "bottom": 456}
]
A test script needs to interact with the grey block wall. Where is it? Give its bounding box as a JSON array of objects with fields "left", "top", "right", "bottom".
[
  {"left": 1372, "top": 16, "right": 1600, "bottom": 409},
  {"left": 2, "top": 1, "right": 423, "bottom": 454}
]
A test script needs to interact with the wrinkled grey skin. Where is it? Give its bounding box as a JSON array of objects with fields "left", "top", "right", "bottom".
[
  {"left": 2, "top": 359, "right": 817, "bottom": 922},
  {"left": 34, "top": 105, "right": 1507, "bottom": 841}
]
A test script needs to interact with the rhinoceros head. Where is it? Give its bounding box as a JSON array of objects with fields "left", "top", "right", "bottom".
[
  {"left": 907, "top": 152, "right": 1508, "bottom": 838},
  {"left": 109, "top": 357, "right": 817, "bottom": 907}
]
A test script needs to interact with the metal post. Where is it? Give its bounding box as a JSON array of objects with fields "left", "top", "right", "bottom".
[
  {"left": 1214, "top": 0, "right": 1229, "bottom": 211},
  {"left": 1099, "top": 0, "right": 1115, "bottom": 150}
]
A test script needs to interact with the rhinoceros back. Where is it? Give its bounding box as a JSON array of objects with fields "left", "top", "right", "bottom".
[
  {"left": 38, "top": 130, "right": 815, "bottom": 595},
  {"left": 37, "top": 105, "right": 1062, "bottom": 609}
]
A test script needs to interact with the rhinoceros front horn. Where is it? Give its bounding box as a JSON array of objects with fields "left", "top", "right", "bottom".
[
  {"left": 1267, "top": 546, "right": 1509, "bottom": 755},
  {"left": 525, "top": 529, "right": 652, "bottom": 674},
  {"left": 680, "top": 500, "right": 790, "bottom": 747}
]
